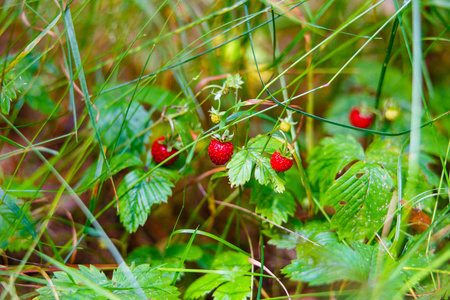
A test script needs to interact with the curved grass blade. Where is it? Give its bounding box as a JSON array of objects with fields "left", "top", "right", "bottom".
[
  {"left": 0, "top": 114, "right": 146, "bottom": 300},
  {"left": 61, "top": 4, "right": 119, "bottom": 208},
  {"left": 37, "top": 252, "right": 123, "bottom": 300},
  {"left": 171, "top": 229, "right": 250, "bottom": 256},
  {"left": 1, "top": 11, "right": 61, "bottom": 75},
  {"left": 97, "top": 2, "right": 303, "bottom": 96},
  {"left": 245, "top": 0, "right": 445, "bottom": 137}
]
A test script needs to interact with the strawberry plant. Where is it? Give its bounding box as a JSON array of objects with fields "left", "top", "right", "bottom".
[{"left": 1, "top": 1, "right": 449, "bottom": 299}]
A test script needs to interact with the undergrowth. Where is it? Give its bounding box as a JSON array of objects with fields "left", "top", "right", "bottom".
[{"left": 0, "top": 0, "right": 449, "bottom": 299}]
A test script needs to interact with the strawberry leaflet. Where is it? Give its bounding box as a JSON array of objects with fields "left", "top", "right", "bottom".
[
  {"left": 36, "top": 263, "right": 180, "bottom": 299},
  {"left": 118, "top": 169, "right": 174, "bottom": 233},
  {"left": 227, "top": 150, "right": 253, "bottom": 187},
  {"left": 324, "top": 161, "right": 395, "bottom": 241},
  {"left": 227, "top": 149, "right": 286, "bottom": 193},
  {"left": 250, "top": 184, "right": 296, "bottom": 225},
  {"left": 184, "top": 251, "right": 251, "bottom": 300},
  {"left": 308, "top": 135, "right": 364, "bottom": 201}
]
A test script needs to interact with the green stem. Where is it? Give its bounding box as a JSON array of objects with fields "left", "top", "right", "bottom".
[
  {"left": 256, "top": 226, "right": 264, "bottom": 300},
  {"left": 374, "top": 16, "right": 400, "bottom": 111}
]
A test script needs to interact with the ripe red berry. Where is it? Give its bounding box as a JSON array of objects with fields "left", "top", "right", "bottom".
[
  {"left": 349, "top": 107, "right": 374, "bottom": 129},
  {"left": 208, "top": 138, "right": 234, "bottom": 165},
  {"left": 151, "top": 136, "right": 179, "bottom": 165},
  {"left": 270, "top": 151, "right": 294, "bottom": 172}
]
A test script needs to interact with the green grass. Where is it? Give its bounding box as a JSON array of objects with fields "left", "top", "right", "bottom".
[{"left": 0, "top": 0, "right": 449, "bottom": 299}]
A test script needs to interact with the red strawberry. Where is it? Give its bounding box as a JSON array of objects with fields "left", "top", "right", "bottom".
[
  {"left": 349, "top": 106, "right": 374, "bottom": 129},
  {"left": 270, "top": 151, "right": 293, "bottom": 172},
  {"left": 151, "top": 136, "right": 179, "bottom": 165},
  {"left": 208, "top": 138, "right": 234, "bottom": 165}
]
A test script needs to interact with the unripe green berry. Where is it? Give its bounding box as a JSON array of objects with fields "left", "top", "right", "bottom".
[
  {"left": 280, "top": 121, "right": 291, "bottom": 133},
  {"left": 385, "top": 108, "right": 399, "bottom": 121},
  {"left": 210, "top": 113, "right": 221, "bottom": 124}
]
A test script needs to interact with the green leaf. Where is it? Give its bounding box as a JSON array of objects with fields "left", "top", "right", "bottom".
[
  {"left": 213, "top": 276, "right": 251, "bottom": 300},
  {"left": 211, "top": 171, "right": 229, "bottom": 180},
  {"left": 421, "top": 124, "right": 449, "bottom": 158},
  {"left": 185, "top": 251, "right": 251, "bottom": 300},
  {"left": 7, "top": 54, "right": 57, "bottom": 115},
  {"left": 78, "top": 265, "right": 110, "bottom": 285},
  {"left": 401, "top": 250, "right": 431, "bottom": 288},
  {"left": 0, "top": 85, "right": 13, "bottom": 114},
  {"left": 211, "top": 251, "right": 251, "bottom": 273},
  {"left": 252, "top": 155, "right": 286, "bottom": 193},
  {"left": 184, "top": 273, "right": 228, "bottom": 300},
  {"left": 247, "top": 134, "right": 283, "bottom": 154},
  {"left": 283, "top": 238, "right": 378, "bottom": 286},
  {"left": 173, "top": 117, "right": 194, "bottom": 148},
  {"left": 36, "top": 263, "right": 180, "bottom": 300},
  {"left": 118, "top": 169, "right": 174, "bottom": 233},
  {"left": 365, "top": 138, "right": 403, "bottom": 179},
  {"left": 127, "top": 243, "right": 203, "bottom": 281},
  {"left": 1, "top": 176, "right": 45, "bottom": 198},
  {"left": 418, "top": 153, "right": 441, "bottom": 189},
  {"left": 267, "top": 220, "right": 332, "bottom": 249},
  {"left": 401, "top": 153, "right": 442, "bottom": 204},
  {"left": 284, "top": 168, "right": 307, "bottom": 200},
  {"left": 227, "top": 147, "right": 286, "bottom": 193},
  {"left": 227, "top": 150, "right": 253, "bottom": 188},
  {"left": 250, "top": 184, "right": 296, "bottom": 225},
  {"left": 253, "top": 156, "right": 271, "bottom": 186},
  {"left": 36, "top": 264, "right": 117, "bottom": 300},
  {"left": 0, "top": 188, "right": 37, "bottom": 252},
  {"left": 128, "top": 245, "right": 180, "bottom": 281},
  {"left": 113, "top": 263, "right": 180, "bottom": 299},
  {"left": 166, "top": 244, "right": 203, "bottom": 261},
  {"left": 324, "top": 161, "right": 395, "bottom": 240},
  {"left": 94, "top": 92, "right": 151, "bottom": 154},
  {"left": 127, "top": 245, "right": 162, "bottom": 264},
  {"left": 81, "top": 153, "right": 143, "bottom": 190},
  {"left": 110, "top": 153, "right": 144, "bottom": 175},
  {"left": 308, "top": 135, "right": 364, "bottom": 200},
  {"left": 139, "top": 86, "right": 178, "bottom": 109}
]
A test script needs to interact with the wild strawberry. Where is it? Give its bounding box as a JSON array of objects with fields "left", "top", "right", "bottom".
[
  {"left": 280, "top": 121, "right": 291, "bottom": 133},
  {"left": 208, "top": 138, "right": 234, "bottom": 165},
  {"left": 151, "top": 136, "right": 179, "bottom": 165},
  {"left": 209, "top": 107, "right": 225, "bottom": 124},
  {"left": 210, "top": 114, "right": 221, "bottom": 124},
  {"left": 207, "top": 130, "right": 234, "bottom": 165},
  {"left": 385, "top": 107, "right": 399, "bottom": 121},
  {"left": 279, "top": 111, "right": 297, "bottom": 133},
  {"left": 349, "top": 106, "right": 374, "bottom": 128},
  {"left": 383, "top": 99, "right": 400, "bottom": 121},
  {"left": 270, "top": 151, "right": 294, "bottom": 172}
]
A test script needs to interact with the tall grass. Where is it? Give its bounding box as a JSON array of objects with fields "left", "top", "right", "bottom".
[{"left": 0, "top": 0, "right": 449, "bottom": 299}]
